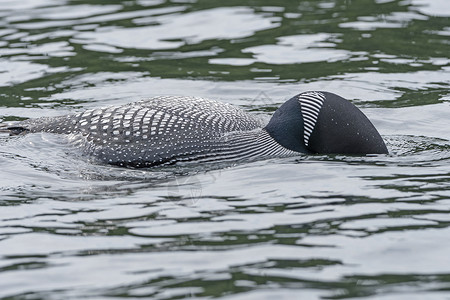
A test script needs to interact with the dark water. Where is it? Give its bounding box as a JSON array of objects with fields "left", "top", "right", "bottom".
[{"left": 0, "top": 0, "right": 449, "bottom": 299}]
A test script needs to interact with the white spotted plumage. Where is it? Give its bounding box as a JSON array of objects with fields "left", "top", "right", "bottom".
[{"left": 17, "top": 96, "right": 297, "bottom": 167}]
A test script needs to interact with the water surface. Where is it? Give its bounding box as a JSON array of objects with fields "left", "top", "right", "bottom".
[{"left": 0, "top": 0, "right": 449, "bottom": 299}]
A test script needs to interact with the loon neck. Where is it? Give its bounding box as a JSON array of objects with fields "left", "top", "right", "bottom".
[
  {"left": 264, "top": 97, "right": 309, "bottom": 153},
  {"left": 187, "top": 130, "right": 297, "bottom": 164}
]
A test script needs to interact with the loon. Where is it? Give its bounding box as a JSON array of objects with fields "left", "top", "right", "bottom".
[{"left": 1, "top": 91, "right": 388, "bottom": 167}]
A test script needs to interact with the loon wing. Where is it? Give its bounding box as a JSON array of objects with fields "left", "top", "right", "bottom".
[{"left": 12, "top": 96, "right": 265, "bottom": 166}]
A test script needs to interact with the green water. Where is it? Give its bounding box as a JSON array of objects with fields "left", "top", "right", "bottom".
[{"left": 0, "top": 0, "right": 449, "bottom": 299}]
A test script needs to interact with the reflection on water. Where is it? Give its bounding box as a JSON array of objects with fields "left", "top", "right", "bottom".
[
  {"left": 77, "top": 7, "right": 279, "bottom": 50},
  {"left": 0, "top": 0, "right": 449, "bottom": 299}
]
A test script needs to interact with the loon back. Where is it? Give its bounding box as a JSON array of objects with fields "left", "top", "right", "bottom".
[{"left": 2, "top": 92, "right": 388, "bottom": 167}]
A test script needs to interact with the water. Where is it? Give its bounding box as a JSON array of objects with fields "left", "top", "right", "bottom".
[{"left": 0, "top": 0, "right": 449, "bottom": 299}]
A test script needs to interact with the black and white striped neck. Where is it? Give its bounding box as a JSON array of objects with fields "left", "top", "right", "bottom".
[
  {"left": 297, "top": 91, "right": 325, "bottom": 147},
  {"left": 265, "top": 91, "right": 388, "bottom": 155},
  {"left": 264, "top": 92, "right": 325, "bottom": 154},
  {"left": 190, "top": 129, "right": 297, "bottom": 164}
]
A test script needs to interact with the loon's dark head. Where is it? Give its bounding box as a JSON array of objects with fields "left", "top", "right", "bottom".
[{"left": 264, "top": 91, "right": 388, "bottom": 155}]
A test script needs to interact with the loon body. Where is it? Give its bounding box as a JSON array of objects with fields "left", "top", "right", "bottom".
[{"left": 1, "top": 91, "right": 388, "bottom": 167}]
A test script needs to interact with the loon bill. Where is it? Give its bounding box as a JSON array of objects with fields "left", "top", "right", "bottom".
[{"left": 1, "top": 91, "right": 388, "bottom": 167}]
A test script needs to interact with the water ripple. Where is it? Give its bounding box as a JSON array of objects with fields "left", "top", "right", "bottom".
[{"left": 0, "top": 0, "right": 449, "bottom": 299}]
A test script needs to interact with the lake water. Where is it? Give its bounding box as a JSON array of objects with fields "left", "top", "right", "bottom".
[{"left": 0, "top": 0, "right": 449, "bottom": 299}]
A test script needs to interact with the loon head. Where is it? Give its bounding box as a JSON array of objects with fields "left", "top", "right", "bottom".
[{"left": 264, "top": 91, "right": 388, "bottom": 155}]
